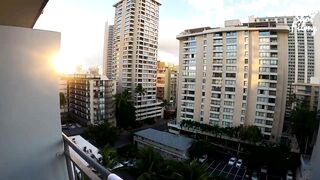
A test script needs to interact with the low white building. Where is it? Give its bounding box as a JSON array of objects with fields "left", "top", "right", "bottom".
[
  {"left": 134, "top": 128, "right": 193, "bottom": 160},
  {"left": 69, "top": 135, "right": 102, "bottom": 165}
]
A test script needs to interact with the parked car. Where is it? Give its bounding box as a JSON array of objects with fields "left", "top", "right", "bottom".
[
  {"left": 236, "top": 159, "right": 242, "bottom": 168},
  {"left": 261, "top": 166, "right": 268, "bottom": 174},
  {"left": 199, "top": 154, "right": 208, "bottom": 163},
  {"left": 228, "top": 157, "right": 237, "bottom": 166},
  {"left": 251, "top": 171, "right": 258, "bottom": 180},
  {"left": 286, "top": 170, "right": 293, "bottom": 180}
]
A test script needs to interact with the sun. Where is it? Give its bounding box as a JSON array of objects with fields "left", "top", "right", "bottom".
[{"left": 52, "top": 52, "right": 77, "bottom": 74}]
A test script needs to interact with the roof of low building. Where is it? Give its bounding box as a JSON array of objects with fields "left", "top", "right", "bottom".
[{"left": 134, "top": 128, "right": 193, "bottom": 151}]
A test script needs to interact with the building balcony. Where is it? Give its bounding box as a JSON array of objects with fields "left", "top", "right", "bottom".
[{"left": 62, "top": 133, "right": 122, "bottom": 180}]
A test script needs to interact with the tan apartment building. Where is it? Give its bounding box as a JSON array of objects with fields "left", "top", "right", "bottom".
[
  {"left": 175, "top": 20, "right": 289, "bottom": 141},
  {"left": 156, "top": 61, "right": 179, "bottom": 108},
  {"left": 291, "top": 83, "right": 320, "bottom": 111},
  {"left": 112, "top": 0, "right": 162, "bottom": 121},
  {"left": 170, "top": 65, "right": 179, "bottom": 108},
  {"left": 156, "top": 61, "right": 167, "bottom": 100},
  {"left": 68, "top": 74, "right": 116, "bottom": 126}
]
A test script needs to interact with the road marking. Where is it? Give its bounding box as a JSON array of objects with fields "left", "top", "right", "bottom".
[
  {"left": 241, "top": 169, "right": 247, "bottom": 180},
  {"left": 226, "top": 166, "right": 234, "bottom": 178},
  {"left": 201, "top": 160, "right": 210, "bottom": 168},
  {"left": 209, "top": 162, "right": 221, "bottom": 176},
  {"left": 218, "top": 163, "right": 228, "bottom": 176},
  {"left": 233, "top": 167, "right": 241, "bottom": 180},
  {"left": 205, "top": 160, "right": 214, "bottom": 171}
]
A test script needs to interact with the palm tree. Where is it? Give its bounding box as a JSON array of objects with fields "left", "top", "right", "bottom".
[
  {"left": 102, "top": 145, "right": 118, "bottom": 169},
  {"left": 136, "top": 147, "right": 163, "bottom": 178},
  {"left": 160, "top": 99, "right": 171, "bottom": 110},
  {"left": 135, "top": 84, "right": 147, "bottom": 121},
  {"left": 290, "top": 105, "right": 318, "bottom": 154},
  {"left": 175, "top": 160, "right": 209, "bottom": 180},
  {"left": 114, "top": 89, "right": 132, "bottom": 112},
  {"left": 114, "top": 89, "right": 135, "bottom": 128}
]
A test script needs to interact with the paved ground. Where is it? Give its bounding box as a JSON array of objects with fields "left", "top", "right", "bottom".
[
  {"left": 62, "top": 123, "right": 85, "bottom": 136},
  {"left": 202, "top": 158, "right": 285, "bottom": 180},
  {"left": 202, "top": 159, "right": 248, "bottom": 180}
]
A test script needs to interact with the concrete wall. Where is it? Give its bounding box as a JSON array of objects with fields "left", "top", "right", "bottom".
[{"left": 0, "top": 25, "right": 68, "bottom": 180}]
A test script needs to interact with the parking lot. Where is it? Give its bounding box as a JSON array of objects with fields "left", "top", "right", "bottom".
[
  {"left": 201, "top": 158, "right": 286, "bottom": 180},
  {"left": 202, "top": 159, "right": 247, "bottom": 180}
]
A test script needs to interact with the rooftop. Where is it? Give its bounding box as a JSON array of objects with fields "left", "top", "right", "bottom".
[
  {"left": 113, "top": 0, "right": 161, "bottom": 7},
  {"left": 177, "top": 20, "right": 289, "bottom": 39},
  {"left": 70, "top": 135, "right": 102, "bottom": 165},
  {"left": 134, "top": 128, "right": 193, "bottom": 151}
]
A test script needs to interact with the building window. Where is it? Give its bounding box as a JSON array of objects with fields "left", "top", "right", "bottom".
[{"left": 226, "top": 38, "right": 237, "bottom": 44}]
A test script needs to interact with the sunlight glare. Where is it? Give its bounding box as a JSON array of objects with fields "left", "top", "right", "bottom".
[{"left": 52, "top": 52, "right": 77, "bottom": 74}]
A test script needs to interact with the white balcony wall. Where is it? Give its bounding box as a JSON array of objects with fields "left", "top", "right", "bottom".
[{"left": 0, "top": 25, "right": 68, "bottom": 180}]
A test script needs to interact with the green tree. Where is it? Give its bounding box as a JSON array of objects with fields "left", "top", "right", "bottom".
[
  {"left": 290, "top": 104, "right": 318, "bottom": 154},
  {"left": 180, "top": 120, "right": 263, "bottom": 143},
  {"left": 114, "top": 89, "right": 136, "bottom": 128},
  {"left": 59, "top": 92, "right": 66, "bottom": 107},
  {"left": 136, "top": 147, "right": 164, "bottom": 179},
  {"left": 160, "top": 99, "right": 171, "bottom": 110},
  {"left": 135, "top": 84, "right": 147, "bottom": 121},
  {"left": 188, "top": 140, "right": 213, "bottom": 160},
  {"left": 135, "top": 147, "right": 213, "bottom": 180},
  {"left": 171, "top": 160, "right": 209, "bottom": 180},
  {"left": 102, "top": 145, "right": 118, "bottom": 169},
  {"left": 245, "top": 126, "right": 263, "bottom": 143},
  {"left": 135, "top": 84, "right": 147, "bottom": 97},
  {"left": 83, "top": 122, "right": 118, "bottom": 148},
  {"left": 136, "top": 147, "right": 163, "bottom": 173}
]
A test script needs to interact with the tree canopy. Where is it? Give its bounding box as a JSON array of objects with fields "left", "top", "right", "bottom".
[
  {"left": 135, "top": 84, "right": 147, "bottom": 96},
  {"left": 290, "top": 104, "right": 319, "bottom": 153},
  {"left": 102, "top": 145, "right": 119, "bottom": 169},
  {"left": 188, "top": 140, "right": 213, "bottom": 160},
  {"left": 180, "top": 120, "right": 263, "bottom": 144},
  {"left": 83, "top": 122, "right": 119, "bottom": 148},
  {"left": 134, "top": 147, "right": 215, "bottom": 180},
  {"left": 114, "top": 89, "right": 136, "bottom": 128}
]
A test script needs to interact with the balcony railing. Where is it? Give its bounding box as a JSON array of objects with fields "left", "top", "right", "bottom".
[{"left": 62, "top": 133, "right": 122, "bottom": 180}]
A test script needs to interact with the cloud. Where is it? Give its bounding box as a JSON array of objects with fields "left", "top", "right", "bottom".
[
  {"left": 36, "top": 0, "right": 320, "bottom": 68},
  {"left": 184, "top": 0, "right": 224, "bottom": 12},
  {"left": 158, "top": 0, "right": 234, "bottom": 65},
  {"left": 158, "top": 0, "right": 320, "bottom": 65}
]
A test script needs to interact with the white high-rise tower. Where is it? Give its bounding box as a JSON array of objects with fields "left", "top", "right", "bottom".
[{"left": 112, "top": 0, "right": 162, "bottom": 121}]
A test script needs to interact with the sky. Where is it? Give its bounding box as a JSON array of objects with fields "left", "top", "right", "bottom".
[{"left": 35, "top": 0, "right": 319, "bottom": 73}]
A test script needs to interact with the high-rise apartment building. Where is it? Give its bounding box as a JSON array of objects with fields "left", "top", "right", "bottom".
[
  {"left": 68, "top": 74, "right": 116, "bottom": 126},
  {"left": 175, "top": 20, "right": 289, "bottom": 141},
  {"left": 103, "top": 22, "right": 115, "bottom": 79},
  {"left": 112, "top": 0, "right": 162, "bottom": 121},
  {"left": 251, "top": 15, "right": 320, "bottom": 115},
  {"left": 252, "top": 16, "right": 317, "bottom": 84}
]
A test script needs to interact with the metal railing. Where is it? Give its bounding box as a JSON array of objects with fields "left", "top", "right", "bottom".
[{"left": 62, "top": 133, "right": 122, "bottom": 180}]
